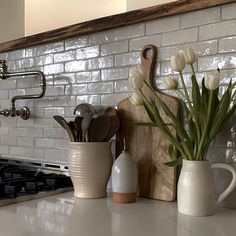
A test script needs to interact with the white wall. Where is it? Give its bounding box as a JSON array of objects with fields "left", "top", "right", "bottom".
[
  {"left": 0, "top": 0, "right": 25, "bottom": 43},
  {"left": 25, "top": 0, "right": 126, "bottom": 36},
  {"left": 127, "top": 0, "right": 176, "bottom": 11}
]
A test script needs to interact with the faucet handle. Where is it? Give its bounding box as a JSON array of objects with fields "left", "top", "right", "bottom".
[{"left": 0, "top": 59, "right": 8, "bottom": 79}]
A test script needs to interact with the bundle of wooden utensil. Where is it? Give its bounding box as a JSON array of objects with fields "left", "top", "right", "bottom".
[{"left": 53, "top": 103, "right": 120, "bottom": 142}]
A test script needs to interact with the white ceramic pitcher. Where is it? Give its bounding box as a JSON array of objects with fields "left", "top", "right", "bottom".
[{"left": 178, "top": 160, "right": 236, "bottom": 216}]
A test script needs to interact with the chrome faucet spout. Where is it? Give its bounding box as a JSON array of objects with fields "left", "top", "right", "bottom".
[{"left": 0, "top": 60, "right": 46, "bottom": 120}]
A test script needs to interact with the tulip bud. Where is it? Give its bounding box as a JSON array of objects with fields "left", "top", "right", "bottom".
[
  {"left": 179, "top": 48, "right": 196, "bottom": 65},
  {"left": 129, "top": 91, "right": 143, "bottom": 106},
  {"left": 171, "top": 53, "right": 186, "bottom": 72},
  {"left": 129, "top": 64, "right": 146, "bottom": 90},
  {"left": 204, "top": 71, "right": 220, "bottom": 90},
  {"left": 164, "top": 77, "right": 178, "bottom": 90}
]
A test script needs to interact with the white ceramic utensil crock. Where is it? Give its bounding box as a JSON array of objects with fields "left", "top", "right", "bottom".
[
  {"left": 68, "top": 142, "right": 113, "bottom": 198},
  {"left": 178, "top": 160, "right": 236, "bottom": 216}
]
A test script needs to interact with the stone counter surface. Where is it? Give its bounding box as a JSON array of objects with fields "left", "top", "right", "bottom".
[{"left": 0, "top": 191, "right": 235, "bottom": 236}]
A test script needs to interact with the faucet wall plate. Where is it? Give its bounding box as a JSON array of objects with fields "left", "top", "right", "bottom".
[{"left": 19, "top": 107, "right": 30, "bottom": 120}]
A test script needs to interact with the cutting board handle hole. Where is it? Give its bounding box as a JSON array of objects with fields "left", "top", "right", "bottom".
[{"left": 142, "top": 48, "right": 153, "bottom": 60}]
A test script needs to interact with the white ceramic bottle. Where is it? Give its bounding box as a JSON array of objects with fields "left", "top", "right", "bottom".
[{"left": 112, "top": 141, "right": 138, "bottom": 203}]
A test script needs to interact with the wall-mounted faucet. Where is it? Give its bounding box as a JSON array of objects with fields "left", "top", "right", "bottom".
[{"left": 0, "top": 60, "right": 46, "bottom": 120}]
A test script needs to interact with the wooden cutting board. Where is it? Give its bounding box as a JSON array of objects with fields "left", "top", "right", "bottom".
[{"left": 116, "top": 45, "right": 180, "bottom": 201}]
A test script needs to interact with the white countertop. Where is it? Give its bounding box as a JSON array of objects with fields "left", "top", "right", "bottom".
[{"left": 0, "top": 191, "right": 235, "bottom": 236}]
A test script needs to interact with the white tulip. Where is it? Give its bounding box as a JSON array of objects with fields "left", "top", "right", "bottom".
[
  {"left": 171, "top": 53, "right": 186, "bottom": 72},
  {"left": 164, "top": 77, "right": 178, "bottom": 90},
  {"left": 129, "top": 91, "right": 143, "bottom": 106},
  {"left": 204, "top": 71, "right": 220, "bottom": 90},
  {"left": 129, "top": 64, "right": 146, "bottom": 90},
  {"left": 179, "top": 48, "right": 196, "bottom": 65}
]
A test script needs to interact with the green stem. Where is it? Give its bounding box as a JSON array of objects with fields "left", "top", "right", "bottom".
[
  {"left": 179, "top": 71, "right": 192, "bottom": 110},
  {"left": 196, "top": 90, "right": 213, "bottom": 160},
  {"left": 190, "top": 64, "right": 196, "bottom": 77}
]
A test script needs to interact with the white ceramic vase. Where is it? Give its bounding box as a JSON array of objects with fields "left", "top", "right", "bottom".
[
  {"left": 112, "top": 150, "right": 138, "bottom": 203},
  {"left": 178, "top": 160, "right": 236, "bottom": 216},
  {"left": 68, "top": 142, "right": 113, "bottom": 198}
]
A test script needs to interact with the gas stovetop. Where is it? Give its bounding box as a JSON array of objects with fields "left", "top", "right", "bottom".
[{"left": 0, "top": 158, "right": 73, "bottom": 207}]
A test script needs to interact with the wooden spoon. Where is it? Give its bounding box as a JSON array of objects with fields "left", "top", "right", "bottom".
[
  {"left": 74, "top": 116, "right": 83, "bottom": 142},
  {"left": 81, "top": 112, "right": 93, "bottom": 142},
  {"left": 53, "top": 116, "right": 76, "bottom": 142},
  {"left": 89, "top": 113, "right": 111, "bottom": 142},
  {"left": 103, "top": 107, "right": 120, "bottom": 141}
]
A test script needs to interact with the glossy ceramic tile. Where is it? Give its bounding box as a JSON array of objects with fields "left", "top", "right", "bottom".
[
  {"left": 129, "top": 34, "right": 162, "bottom": 51},
  {"left": 146, "top": 15, "right": 180, "bottom": 35},
  {"left": 65, "top": 36, "right": 88, "bottom": 50},
  {"left": 199, "top": 19, "right": 236, "bottom": 40},
  {"left": 180, "top": 7, "right": 220, "bottom": 28},
  {"left": 54, "top": 51, "right": 76, "bottom": 63},
  {"left": 162, "top": 27, "right": 198, "bottom": 46}
]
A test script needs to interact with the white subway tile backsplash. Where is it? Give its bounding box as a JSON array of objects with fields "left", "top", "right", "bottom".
[
  {"left": 44, "top": 148, "right": 68, "bottom": 163},
  {"left": 146, "top": 16, "right": 180, "bottom": 35},
  {"left": 65, "top": 60, "right": 87, "bottom": 72},
  {"left": 44, "top": 63, "right": 64, "bottom": 75},
  {"left": 199, "top": 20, "right": 236, "bottom": 40},
  {"left": 130, "top": 34, "right": 162, "bottom": 51},
  {"left": 101, "top": 68, "right": 129, "bottom": 81},
  {"left": 101, "top": 93, "right": 130, "bottom": 106},
  {"left": 0, "top": 90, "right": 8, "bottom": 99},
  {"left": 65, "top": 84, "right": 87, "bottom": 96},
  {"left": 76, "top": 45, "right": 100, "bottom": 59},
  {"left": 8, "top": 50, "right": 25, "bottom": 60},
  {"left": 44, "top": 128, "right": 64, "bottom": 139},
  {"left": 76, "top": 71, "right": 100, "bottom": 83},
  {"left": 36, "top": 42, "right": 64, "bottom": 56},
  {"left": 0, "top": 145, "right": 9, "bottom": 155},
  {"left": 15, "top": 58, "right": 34, "bottom": 69},
  {"left": 114, "top": 24, "right": 145, "bottom": 41},
  {"left": 65, "top": 36, "right": 88, "bottom": 50},
  {"left": 115, "top": 52, "right": 140, "bottom": 67},
  {"left": 0, "top": 127, "right": 9, "bottom": 136},
  {"left": 35, "top": 138, "right": 54, "bottom": 148},
  {"left": 0, "top": 2, "right": 235, "bottom": 164},
  {"left": 35, "top": 118, "right": 54, "bottom": 127},
  {"left": 162, "top": 28, "right": 198, "bottom": 46},
  {"left": 54, "top": 51, "right": 76, "bottom": 63},
  {"left": 0, "top": 80, "right": 16, "bottom": 90},
  {"left": 180, "top": 7, "right": 220, "bottom": 28},
  {"left": 35, "top": 55, "right": 53, "bottom": 66},
  {"left": 53, "top": 73, "right": 76, "bottom": 85},
  {"left": 17, "top": 137, "right": 34, "bottom": 147},
  {"left": 114, "top": 80, "right": 133, "bottom": 93},
  {"left": 54, "top": 96, "right": 76, "bottom": 106},
  {"left": 221, "top": 2, "right": 236, "bottom": 20},
  {"left": 159, "top": 40, "right": 217, "bottom": 61},
  {"left": 219, "top": 36, "right": 236, "bottom": 53},
  {"left": 87, "top": 82, "right": 113, "bottom": 94},
  {"left": 198, "top": 54, "right": 236, "bottom": 71},
  {"left": 34, "top": 97, "right": 55, "bottom": 107},
  {"left": 1, "top": 136, "right": 17, "bottom": 146},
  {"left": 44, "top": 107, "right": 65, "bottom": 117},
  {"left": 88, "top": 56, "right": 113, "bottom": 69},
  {"left": 89, "top": 30, "right": 116, "bottom": 45},
  {"left": 45, "top": 85, "right": 65, "bottom": 96},
  {"left": 76, "top": 95, "right": 101, "bottom": 105},
  {"left": 9, "top": 127, "right": 43, "bottom": 138},
  {"left": 101, "top": 41, "right": 128, "bottom": 56}
]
